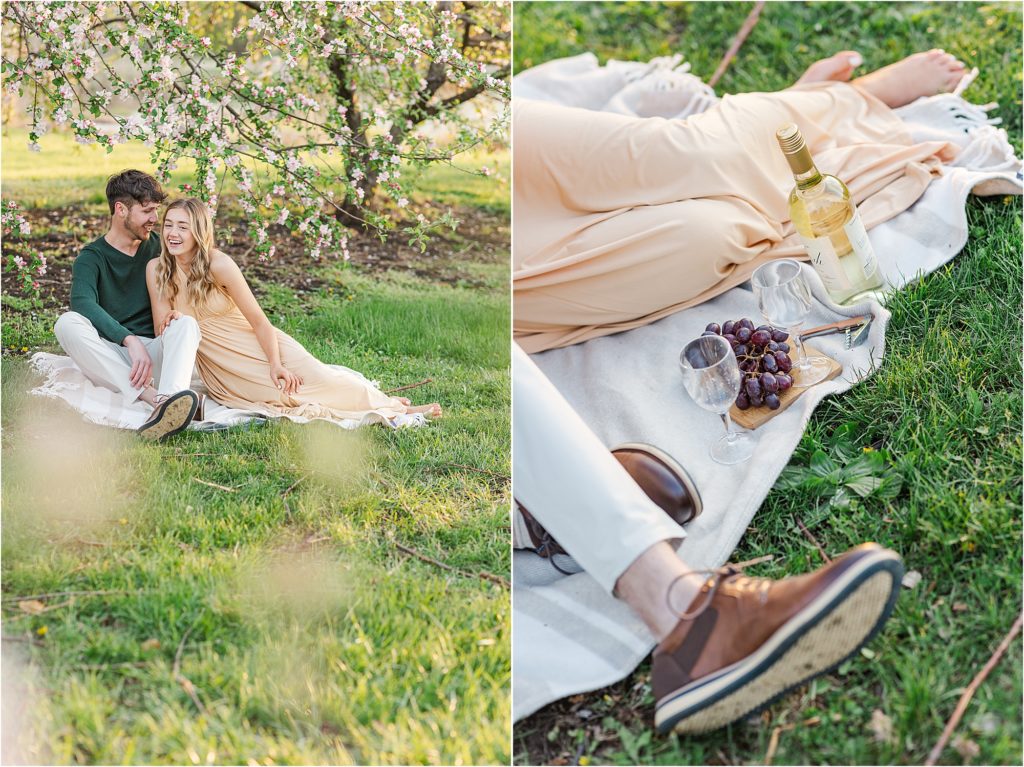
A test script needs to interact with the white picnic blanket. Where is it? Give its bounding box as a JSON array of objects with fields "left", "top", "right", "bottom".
[
  {"left": 513, "top": 54, "right": 1022, "bottom": 721},
  {"left": 28, "top": 353, "right": 427, "bottom": 430}
]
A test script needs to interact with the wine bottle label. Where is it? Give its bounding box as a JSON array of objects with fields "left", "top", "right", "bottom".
[
  {"left": 800, "top": 234, "right": 850, "bottom": 292},
  {"left": 843, "top": 210, "right": 878, "bottom": 277}
]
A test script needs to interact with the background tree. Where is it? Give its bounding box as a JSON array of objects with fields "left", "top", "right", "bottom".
[{"left": 1, "top": 0, "right": 510, "bottom": 269}]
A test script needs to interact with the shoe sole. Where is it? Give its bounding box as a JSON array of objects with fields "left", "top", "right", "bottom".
[
  {"left": 138, "top": 392, "right": 198, "bottom": 442},
  {"left": 612, "top": 442, "right": 704, "bottom": 521},
  {"left": 655, "top": 548, "right": 903, "bottom": 734}
]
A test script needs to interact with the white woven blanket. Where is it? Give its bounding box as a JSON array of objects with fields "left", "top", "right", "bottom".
[
  {"left": 28, "top": 353, "right": 427, "bottom": 430},
  {"left": 513, "top": 54, "right": 1022, "bottom": 721}
]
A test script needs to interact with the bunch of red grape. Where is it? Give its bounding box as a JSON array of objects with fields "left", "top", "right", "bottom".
[{"left": 703, "top": 318, "right": 794, "bottom": 411}]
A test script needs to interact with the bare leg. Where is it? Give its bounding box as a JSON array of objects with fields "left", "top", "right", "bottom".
[
  {"left": 852, "top": 48, "right": 967, "bottom": 108},
  {"left": 615, "top": 542, "right": 707, "bottom": 640}
]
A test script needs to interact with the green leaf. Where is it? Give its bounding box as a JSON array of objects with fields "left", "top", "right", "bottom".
[
  {"left": 810, "top": 450, "right": 837, "bottom": 477},
  {"left": 874, "top": 477, "right": 904, "bottom": 501},
  {"left": 846, "top": 475, "right": 883, "bottom": 497},
  {"left": 830, "top": 486, "right": 852, "bottom": 509}
]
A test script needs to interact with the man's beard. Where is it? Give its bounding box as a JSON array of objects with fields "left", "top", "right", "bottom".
[{"left": 126, "top": 222, "right": 152, "bottom": 242}]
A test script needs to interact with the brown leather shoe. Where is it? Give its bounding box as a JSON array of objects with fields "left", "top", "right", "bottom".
[
  {"left": 515, "top": 444, "right": 702, "bottom": 563},
  {"left": 612, "top": 443, "right": 702, "bottom": 526},
  {"left": 653, "top": 543, "right": 903, "bottom": 734},
  {"left": 138, "top": 390, "right": 199, "bottom": 442}
]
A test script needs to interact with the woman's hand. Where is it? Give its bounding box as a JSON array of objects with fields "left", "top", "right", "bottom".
[
  {"left": 160, "top": 310, "right": 183, "bottom": 334},
  {"left": 271, "top": 363, "right": 303, "bottom": 396}
]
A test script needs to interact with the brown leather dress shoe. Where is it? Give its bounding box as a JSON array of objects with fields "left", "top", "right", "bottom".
[
  {"left": 612, "top": 443, "right": 702, "bottom": 526},
  {"left": 515, "top": 444, "right": 702, "bottom": 564},
  {"left": 653, "top": 543, "right": 903, "bottom": 734},
  {"left": 138, "top": 390, "right": 199, "bottom": 442}
]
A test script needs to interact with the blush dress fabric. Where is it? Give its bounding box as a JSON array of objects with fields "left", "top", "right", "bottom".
[
  {"left": 170, "top": 266, "right": 410, "bottom": 425},
  {"left": 513, "top": 81, "right": 959, "bottom": 352}
]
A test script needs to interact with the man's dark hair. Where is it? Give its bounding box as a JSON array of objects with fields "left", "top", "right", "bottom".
[{"left": 105, "top": 169, "right": 167, "bottom": 215}]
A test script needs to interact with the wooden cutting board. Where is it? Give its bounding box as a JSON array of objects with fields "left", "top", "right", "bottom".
[{"left": 729, "top": 343, "right": 842, "bottom": 430}]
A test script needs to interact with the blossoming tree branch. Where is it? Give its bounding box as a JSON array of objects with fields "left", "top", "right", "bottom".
[{"left": 1, "top": 0, "right": 510, "bottom": 288}]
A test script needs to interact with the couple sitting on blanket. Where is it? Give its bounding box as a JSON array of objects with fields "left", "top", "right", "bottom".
[
  {"left": 513, "top": 49, "right": 973, "bottom": 734},
  {"left": 55, "top": 170, "right": 441, "bottom": 440}
]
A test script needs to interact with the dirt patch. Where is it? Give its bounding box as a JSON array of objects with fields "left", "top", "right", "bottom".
[{"left": 2, "top": 201, "right": 508, "bottom": 315}]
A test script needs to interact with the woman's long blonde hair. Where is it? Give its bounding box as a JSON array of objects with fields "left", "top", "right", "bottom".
[{"left": 155, "top": 198, "right": 218, "bottom": 312}]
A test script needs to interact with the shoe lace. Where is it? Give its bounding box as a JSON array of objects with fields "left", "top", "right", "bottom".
[
  {"left": 667, "top": 554, "right": 774, "bottom": 621},
  {"left": 534, "top": 535, "right": 581, "bottom": 576}
]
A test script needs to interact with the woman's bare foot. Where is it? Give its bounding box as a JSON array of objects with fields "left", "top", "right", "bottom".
[
  {"left": 796, "top": 50, "right": 863, "bottom": 85},
  {"left": 852, "top": 49, "right": 967, "bottom": 108},
  {"left": 408, "top": 402, "right": 442, "bottom": 418}
]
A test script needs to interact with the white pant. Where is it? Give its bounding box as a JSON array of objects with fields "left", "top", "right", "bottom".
[
  {"left": 53, "top": 312, "right": 200, "bottom": 402},
  {"left": 513, "top": 344, "right": 685, "bottom": 594}
]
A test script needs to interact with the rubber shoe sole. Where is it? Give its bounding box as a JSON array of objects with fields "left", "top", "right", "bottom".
[
  {"left": 138, "top": 391, "right": 199, "bottom": 442},
  {"left": 655, "top": 547, "right": 903, "bottom": 734}
]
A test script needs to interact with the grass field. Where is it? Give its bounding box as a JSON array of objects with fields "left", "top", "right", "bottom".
[
  {"left": 513, "top": 2, "right": 1022, "bottom": 766},
  {"left": 0, "top": 127, "right": 511, "bottom": 761}
]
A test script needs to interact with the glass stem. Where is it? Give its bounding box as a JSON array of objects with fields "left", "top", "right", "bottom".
[
  {"left": 720, "top": 411, "right": 738, "bottom": 443},
  {"left": 793, "top": 333, "right": 810, "bottom": 369}
]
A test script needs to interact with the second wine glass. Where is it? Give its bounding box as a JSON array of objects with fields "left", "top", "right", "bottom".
[
  {"left": 751, "top": 259, "right": 831, "bottom": 387},
  {"left": 679, "top": 334, "right": 755, "bottom": 465}
]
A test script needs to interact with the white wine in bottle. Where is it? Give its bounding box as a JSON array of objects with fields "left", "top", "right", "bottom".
[{"left": 776, "top": 123, "right": 883, "bottom": 304}]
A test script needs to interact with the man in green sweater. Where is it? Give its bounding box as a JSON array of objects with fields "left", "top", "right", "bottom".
[{"left": 54, "top": 170, "right": 201, "bottom": 440}]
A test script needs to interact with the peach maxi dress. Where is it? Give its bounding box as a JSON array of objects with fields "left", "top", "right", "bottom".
[
  {"left": 171, "top": 266, "right": 410, "bottom": 423},
  {"left": 513, "top": 81, "right": 959, "bottom": 352}
]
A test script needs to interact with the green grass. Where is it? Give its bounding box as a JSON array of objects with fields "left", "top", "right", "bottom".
[
  {"left": 0, "top": 126, "right": 509, "bottom": 216},
  {"left": 1, "top": 127, "right": 510, "bottom": 763},
  {"left": 513, "top": 2, "right": 1022, "bottom": 766}
]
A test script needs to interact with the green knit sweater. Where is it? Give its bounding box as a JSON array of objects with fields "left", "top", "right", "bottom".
[{"left": 69, "top": 233, "right": 160, "bottom": 343}]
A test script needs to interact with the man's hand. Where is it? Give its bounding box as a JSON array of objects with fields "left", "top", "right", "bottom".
[
  {"left": 123, "top": 335, "right": 153, "bottom": 389},
  {"left": 160, "top": 310, "right": 183, "bottom": 334}
]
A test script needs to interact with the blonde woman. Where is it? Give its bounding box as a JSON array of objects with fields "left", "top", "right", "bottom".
[{"left": 146, "top": 198, "right": 441, "bottom": 426}]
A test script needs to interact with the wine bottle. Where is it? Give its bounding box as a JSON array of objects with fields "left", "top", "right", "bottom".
[{"left": 776, "top": 123, "right": 883, "bottom": 304}]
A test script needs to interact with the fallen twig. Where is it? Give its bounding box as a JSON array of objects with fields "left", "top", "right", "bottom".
[
  {"left": 439, "top": 462, "right": 510, "bottom": 481},
  {"left": 73, "top": 538, "right": 112, "bottom": 548},
  {"left": 3, "top": 589, "right": 139, "bottom": 603},
  {"left": 732, "top": 554, "right": 775, "bottom": 570},
  {"left": 924, "top": 611, "right": 1023, "bottom": 766},
  {"left": 764, "top": 716, "right": 821, "bottom": 765},
  {"left": 10, "top": 599, "right": 74, "bottom": 618},
  {"left": 708, "top": 0, "right": 767, "bottom": 88},
  {"left": 385, "top": 378, "right": 433, "bottom": 394},
  {"left": 282, "top": 474, "right": 306, "bottom": 516},
  {"left": 173, "top": 621, "right": 207, "bottom": 716},
  {"left": 191, "top": 477, "right": 237, "bottom": 493},
  {"left": 283, "top": 475, "right": 306, "bottom": 497},
  {"left": 795, "top": 517, "right": 831, "bottom": 563},
  {"left": 75, "top": 661, "right": 149, "bottom": 671},
  {"left": 394, "top": 542, "right": 510, "bottom": 588}
]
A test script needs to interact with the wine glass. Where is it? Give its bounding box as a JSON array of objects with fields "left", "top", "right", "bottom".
[
  {"left": 679, "top": 334, "right": 756, "bottom": 465},
  {"left": 751, "top": 259, "right": 831, "bottom": 387}
]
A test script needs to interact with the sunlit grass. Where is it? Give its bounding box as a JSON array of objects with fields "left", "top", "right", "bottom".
[
  {"left": 0, "top": 126, "right": 508, "bottom": 216},
  {"left": 1, "top": 106, "right": 510, "bottom": 766}
]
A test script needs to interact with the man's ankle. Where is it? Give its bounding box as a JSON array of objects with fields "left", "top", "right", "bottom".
[
  {"left": 615, "top": 543, "right": 705, "bottom": 640},
  {"left": 138, "top": 386, "right": 159, "bottom": 407}
]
